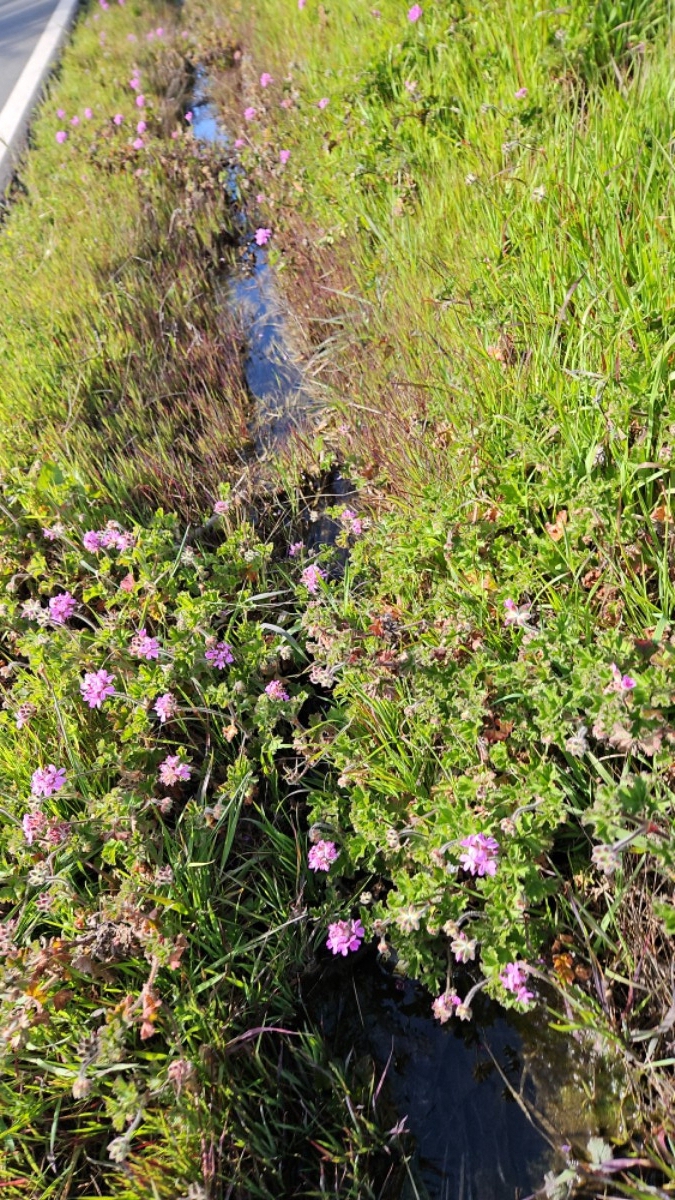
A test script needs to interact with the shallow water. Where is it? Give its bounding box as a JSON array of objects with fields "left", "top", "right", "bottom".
[
  {"left": 191, "top": 77, "right": 317, "bottom": 454},
  {"left": 308, "top": 954, "right": 555, "bottom": 1200},
  {"left": 190, "top": 77, "right": 622, "bottom": 1200}
]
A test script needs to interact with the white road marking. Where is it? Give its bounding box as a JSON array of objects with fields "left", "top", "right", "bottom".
[{"left": 0, "top": 0, "right": 80, "bottom": 192}]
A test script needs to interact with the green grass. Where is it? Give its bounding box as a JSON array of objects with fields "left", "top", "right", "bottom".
[
  {"left": 189, "top": 0, "right": 675, "bottom": 1176},
  {"left": 0, "top": 1, "right": 249, "bottom": 518},
  {"left": 5, "top": 0, "right": 675, "bottom": 1191}
]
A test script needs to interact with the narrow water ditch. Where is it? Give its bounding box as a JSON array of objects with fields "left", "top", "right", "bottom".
[{"left": 189, "top": 78, "right": 626, "bottom": 1200}]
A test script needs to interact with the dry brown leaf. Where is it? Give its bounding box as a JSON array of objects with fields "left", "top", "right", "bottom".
[{"left": 545, "top": 510, "right": 568, "bottom": 541}]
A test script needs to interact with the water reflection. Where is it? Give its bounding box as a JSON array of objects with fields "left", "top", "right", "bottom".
[{"left": 309, "top": 953, "right": 553, "bottom": 1200}]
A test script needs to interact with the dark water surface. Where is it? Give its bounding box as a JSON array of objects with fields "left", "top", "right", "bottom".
[{"left": 309, "top": 955, "right": 554, "bottom": 1200}]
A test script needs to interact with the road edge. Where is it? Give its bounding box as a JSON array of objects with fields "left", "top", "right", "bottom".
[{"left": 0, "top": 0, "right": 82, "bottom": 197}]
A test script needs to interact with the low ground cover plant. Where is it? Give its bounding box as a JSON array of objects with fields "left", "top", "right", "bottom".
[{"left": 0, "top": 466, "right": 397, "bottom": 1195}]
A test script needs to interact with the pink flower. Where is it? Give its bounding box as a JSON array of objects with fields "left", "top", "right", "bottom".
[
  {"left": 308, "top": 839, "right": 338, "bottom": 871},
  {"left": 70, "top": 115, "right": 80, "bottom": 126},
  {"left": 23, "top": 811, "right": 46, "bottom": 845},
  {"left": 298, "top": 0, "right": 306, "bottom": 8},
  {"left": 213, "top": 499, "right": 230, "bottom": 515},
  {"left": 260, "top": 73, "right": 273, "bottom": 87},
  {"left": 244, "top": 107, "right": 257, "bottom": 121},
  {"left": 606, "top": 663, "right": 637, "bottom": 693},
  {"left": 301, "top": 564, "right": 326, "bottom": 594},
  {"left": 503, "top": 598, "right": 531, "bottom": 627},
  {"left": 515, "top": 87, "right": 528, "bottom": 99},
  {"left": 407, "top": 3, "right": 422, "bottom": 20},
  {"left": 317, "top": 97, "right": 329, "bottom": 109},
  {"left": 42, "top": 526, "right": 60, "bottom": 541},
  {"left": 500, "top": 961, "right": 534, "bottom": 1005},
  {"left": 451, "top": 932, "right": 477, "bottom": 963},
  {"left": 133, "top": 137, "right": 144, "bottom": 149},
  {"left": 279, "top": 149, "right": 291, "bottom": 164},
  {"left": 31, "top": 765, "right": 67, "bottom": 798},
  {"left": 234, "top": 138, "right": 245, "bottom": 149},
  {"left": 158, "top": 755, "right": 191, "bottom": 786},
  {"left": 136, "top": 95, "right": 145, "bottom": 108},
  {"left": 256, "top": 192, "right": 266, "bottom": 203},
  {"left": 185, "top": 111, "right": 193, "bottom": 123},
  {"left": 84, "top": 108, "right": 93, "bottom": 118},
  {"left": 15, "top": 703, "right": 37, "bottom": 730},
  {"left": 131, "top": 628, "right": 160, "bottom": 660},
  {"left": 288, "top": 541, "right": 304, "bottom": 557},
  {"left": 255, "top": 227, "right": 272, "bottom": 246},
  {"left": 130, "top": 77, "right": 140, "bottom": 91},
  {"left": 432, "top": 991, "right": 461, "bottom": 1023},
  {"left": 154, "top": 692, "right": 177, "bottom": 724},
  {"left": 119, "top": 573, "right": 135, "bottom": 592},
  {"left": 265, "top": 680, "right": 289, "bottom": 702},
  {"left": 340, "top": 508, "right": 363, "bottom": 536},
  {"left": 155, "top": 26, "right": 164, "bottom": 35},
  {"left": 205, "top": 641, "right": 234, "bottom": 669},
  {"left": 83, "top": 530, "right": 104, "bottom": 552},
  {"left": 100, "top": 523, "right": 134, "bottom": 551},
  {"left": 459, "top": 832, "right": 500, "bottom": 877},
  {"left": 57, "top": 108, "right": 66, "bottom": 118},
  {"left": 136, "top": 120, "right": 147, "bottom": 133},
  {"left": 326, "top": 918, "right": 365, "bottom": 956},
  {"left": 113, "top": 113, "right": 124, "bottom": 125},
  {"left": 48, "top": 592, "right": 76, "bottom": 624},
  {"left": 45, "top": 819, "right": 71, "bottom": 846},
  {"left": 56, "top": 130, "right": 67, "bottom": 144},
  {"left": 80, "top": 669, "right": 116, "bottom": 709}
]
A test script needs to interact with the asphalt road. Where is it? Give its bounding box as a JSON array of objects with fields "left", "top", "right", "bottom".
[{"left": 0, "top": 0, "right": 61, "bottom": 114}]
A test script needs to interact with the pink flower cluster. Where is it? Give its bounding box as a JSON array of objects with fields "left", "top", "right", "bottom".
[
  {"left": 459, "top": 832, "right": 500, "bottom": 877},
  {"left": 83, "top": 522, "right": 134, "bottom": 552},
  {"left": 31, "top": 765, "right": 67, "bottom": 797},
  {"left": 49, "top": 592, "right": 77, "bottom": 624},
  {"left": 205, "top": 641, "right": 234, "bottom": 668},
  {"left": 255, "top": 227, "right": 272, "bottom": 246},
  {"left": 22, "top": 811, "right": 45, "bottom": 845},
  {"left": 432, "top": 991, "right": 461, "bottom": 1023},
  {"left": 326, "top": 918, "right": 365, "bottom": 956},
  {"left": 80, "top": 669, "right": 116, "bottom": 709},
  {"left": 340, "top": 508, "right": 363, "bottom": 536},
  {"left": 301, "top": 564, "right": 326, "bottom": 594},
  {"left": 500, "top": 962, "right": 534, "bottom": 1005},
  {"left": 131, "top": 628, "right": 160, "bottom": 660},
  {"left": 308, "top": 839, "right": 338, "bottom": 871},
  {"left": 154, "top": 692, "right": 177, "bottom": 724},
  {"left": 408, "top": 3, "right": 422, "bottom": 20},
  {"left": 265, "top": 680, "right": 290, "bottom": 701},
  {"left": 21, "top": 812, "right": 69, "bottom": 847},
  {"left": 158, "top": 755, "right": 191, "bottom": 786}
]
